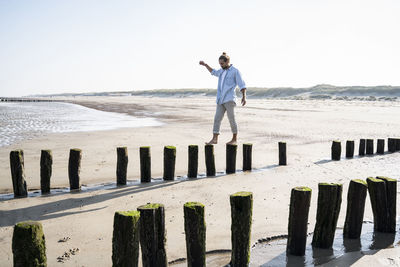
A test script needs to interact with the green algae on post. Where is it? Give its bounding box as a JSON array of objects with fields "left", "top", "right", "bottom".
[
  {"left": 287, "top": 187, "right": 311, "bottom": 256},
  {"left": 68, "top": 148, "right": 82, "bottom": 190},
  {"left": 116, "top": 147, "right": 128, "bottom": 185},
  {"left": 163, "top": 146, "right": 176, "bottom": 180},
  {"left": 184, "top": 202, "right": 206, "bottom": 267},
  {"left": 12, "top": 221, "right": 47, "bottom": 267},
  {"left": 112, "top": 211, "right": 140, "bottom": 267},
  {"left": 205, "top": 145, "right": 216, "bottom": 176},
  {"left": 140, "top": 146, "right": 151, "bottom": 183},
  {"left": 10, "top": 150, "right": 28, "bottom": 198},
  {"left": 230, "top": 191, "right": 253, "bottom": 266},
  {"left": 343, "top": 179, "right": 367, "bottom": 239},
  {"left": 188, "top": 145, "right": 199, "bottom": 178}
]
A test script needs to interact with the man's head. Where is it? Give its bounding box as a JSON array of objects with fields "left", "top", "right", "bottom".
[{"left": 219, "top": 52, "right": 230, "bottom": 69}]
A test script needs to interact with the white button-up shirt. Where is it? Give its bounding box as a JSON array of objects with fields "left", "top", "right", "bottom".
[{"left": 211, "top": 65, "right": 246, "bottom": 105}]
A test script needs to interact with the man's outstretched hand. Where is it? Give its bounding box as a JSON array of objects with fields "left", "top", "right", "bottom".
[
  {"left": 199, "top": 61, "right": 206, "bottom": 66},
  {"left": 241, "top": 97, "right": 247, "bottom": 106}
]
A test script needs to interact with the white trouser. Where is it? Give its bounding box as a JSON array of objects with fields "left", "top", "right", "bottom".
[{"left": 213, "top": 101, "right": 238, "bottom": 134}]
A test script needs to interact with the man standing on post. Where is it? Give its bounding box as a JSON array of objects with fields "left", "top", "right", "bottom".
[{"left": 199, "top": 52, "right": 247, "bottom": 145}]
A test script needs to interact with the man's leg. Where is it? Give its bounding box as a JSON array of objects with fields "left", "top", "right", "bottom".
[
  {"left": 206, "top": 104, "right": 226, "bottom": 144},
  {"left": 225, "top": 101, "right": 238, "bottom": 145}
]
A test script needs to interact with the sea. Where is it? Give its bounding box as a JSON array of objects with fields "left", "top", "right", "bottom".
[{"left": 0, "top": 101, "right": 162, "bottom": 147}]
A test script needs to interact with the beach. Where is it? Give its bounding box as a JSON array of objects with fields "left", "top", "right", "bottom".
[{"left": 1, "top": 96, "right": 400, "bottom": 266}]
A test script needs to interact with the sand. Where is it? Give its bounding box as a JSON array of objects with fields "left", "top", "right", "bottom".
[{"left": 1, "top": 96, "right": 400, "bottom": 266}]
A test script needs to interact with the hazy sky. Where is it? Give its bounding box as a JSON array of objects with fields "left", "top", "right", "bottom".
[{"left": 1, "top": 0, "right": 399, "bottom": 97}]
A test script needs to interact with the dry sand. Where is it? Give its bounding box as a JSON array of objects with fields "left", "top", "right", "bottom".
[{"left": 1, "top": 96, "right": 400, "bottom": 266}]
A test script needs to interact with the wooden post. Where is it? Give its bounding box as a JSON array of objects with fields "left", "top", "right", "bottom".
[
  {"left": 163, "top": 146, "right": 176, "bottom": 181},
  {"left": 376, "top": 177, "right": 397, "bottom": 233},
  {"left": 286, "top": 187, "right": 312, "bottom": 256},
  {"left": 230, "top": 192, "right": 253, "bottom": 267},
  {"left": 226, "top": 144, "right": 237, "bottom": 174},
  {"left": 184, "top": 202, "right": 206, "bottom": 267},
  {"left": 388, "top": 138, "right": 396, "bottom": 153},
  {"left": 112, "top": 211, "right": 140, "bottom": 267},
  {"left": 312, "top": 183, "right": 342, "bottom": 248},
  {"left": 40, "top": 150, "right": 52, "bottom": 194},
  {"left": 395, "top": 138, "right": 400, "bottom": 151},
  {"left": 366, "top": 139, "right": 374, "bottom": 155},
  {"left": 346, "top": 140, "right": 354, "bottom": 158},
  {"left": 116, "top": 147, "right": 128, "bottom": 185},
  {"left": 68, "top": 149, "right": 81, "bottom": 190},
  {"left": 137, "top": 203, "right": 167, "bottom": 267},
  {"left": 12, "top": 221, "right": 47, "bottom": 267},
  {"left": 205, "top": 145, "right": 216, "bottom": 177},
  {"left": 242, "top": 143, "right": 252, "bottom": 171},
  {"left": 140, "top": 147, "right": 151, "bottom": 183},
  {"left": 343, "top": 179, "right": 368, "bottom": 239},
  {"left": 10, "top": 150, "right": 28, "bottom": 198},
  {"left": 279, "top": 142, "right": 287, "bottom": 165},
  {"left": 188, "top": 145, "right": 198, "bottom": 178},
  {"left": 331, "top": 141, "right": 341, "bottom": 160},
  {"left": 377, "top": 139, "right": 385, "bottom": 155},
  {"left": 359, "top": 139, "right": 366, "bottom": 156}
]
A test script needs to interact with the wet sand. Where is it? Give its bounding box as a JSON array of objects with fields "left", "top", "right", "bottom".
[{"left": 1, "top": 96, "right": 400, "bottom": 266}]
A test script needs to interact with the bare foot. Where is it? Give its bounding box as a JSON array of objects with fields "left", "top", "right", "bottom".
[
  {"left": 226, "top": 140, "right": 237, "bottom": 145},
  {"left": 206, "top": 139, "right": 218, "bottom": 145}
]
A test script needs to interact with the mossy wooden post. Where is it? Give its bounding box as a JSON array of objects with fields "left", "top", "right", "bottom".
[
  {"left": 230, "top": 192, "right": 253, "bottom": 267},
  {"left": 331, "top": 141, "right": 341, "bottom": 160},
  {"left": 343, "top": 179, "right": 368, "bottom": 239},
  {"left": 287, "top": 187, "right": 312, "bottom": 256},
  {"left": 184, "top": 202, "right": 206, "bottom": 267},
  {"left": 388, "top": 138, "right": 396, "bottom": 153},
  {"left": 204, "top": 145, "right": 216, "bottom": 177},
  {"left": 226, "top": 144, "right": 237, "bottom": 174},
  {"left": 359, "top": 139, "right": 366, "bottom": 156},
  {"left": 377, "top": 139, "right": 385, "bottom": 155},
  {"left": 10, "top": 150, "right": 28, "bottom": 198},
  {"left": 68, "top": 149, "right": 81, "bottom": 190},
  {"left": 112, "top": 211, "right": 140, "bottom": 267},
  {"left": 279, "top": 142, "right": 287, "bottom": 165},
  {"left": 188, "top": 145, "right": 198, "bottom": 178},
  {"left": 137, "top": 203, "right": 167, "bottom": 267},
  {"left": 163, "top": 146, "right": 176, "bottom": 181},
  {"left": 116, "top": 147, "right": 128, "bottom": 185},
  {"left": 12, "top": 221, "right": 47, "bottom": 267},
  {"left": 140, "top": 147, "right": 151, "bottom": 183},
  {"left": 242, "top": 143, "right": 252, "bottom": 171},
  {"left": 346, "top": 140, "right": 354, "bottom": 158},
  {"left": 395, "top": 138, "right": 400, "bottom": 151},
  {"left": 366, "top": 139, "right": 374, "bottom": 155},
  {"left": 376, "top": 177, "right": 397, "bottom": 233},
  {"left": 312, "top": 183, "right": 342, "bottom": 248},
  {"left": 40, "top": 150, "right": 52, "bottom": 194}
]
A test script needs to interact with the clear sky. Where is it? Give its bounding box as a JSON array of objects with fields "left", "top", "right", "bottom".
[{"left": 0, "top": 0, "right": 399, "bottom": 97}]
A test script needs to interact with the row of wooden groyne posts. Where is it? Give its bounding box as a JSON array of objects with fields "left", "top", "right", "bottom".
[
  {"left": 9, "top": 142, "right": 288, "bottom": 198},
  {"left": 0, "top": 97, "right": 56, "bottom": 102},
  {"left": 11, "top": 177, "right": 397, "bottom": 266}
]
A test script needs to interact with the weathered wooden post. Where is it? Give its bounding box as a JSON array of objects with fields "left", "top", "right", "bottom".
[
  {"left": 343, "top": 179, "right": 368, "bottom": 239},
  {"left": 359, "top": 139, "right": 366, "bottom": 156},
  {"left": 287, "top": 187, "right": 312, "bottom": 256},
  {"left": 112, "top": 211, "right": 140, "bottom": 267},
  {"left": 331, "top": 141, "right": 341, "bottom": 160},
  {"left": 395, "top": 138, "right": 400, "bottom": 151},
  {"left": 376, "top": 177, "right": 397, "bottom": 233},
  {"left": 137, "top": 203, "right": 167, "bottom": 267},
  {"left": 242, "top": 143, "right": 252, "bottom": 171},
  {"left": 10, "top": 150, "right": 28, "bottom": 198},
  {"left": 312, "top": 183, "right": 342, "bottom": 248},
  {"left": 388, "top": 138, "right": 396, "bottom": 152},
  {"left": 140, "top": 146, "right": 151, "bottom": 183},
  {"left": 230, "top": 192, "right": 253, "bottom": 267},
  {"left": 163, "top": 146, "right": 176, "bottom": 181},
  {"left": 184, "top": 202, "right": 206, "bottom": 267},
  {"left": 366, "top": 139, "right": 374, "bottom": 155},
  {"left": 226, "top": 144, "right": 237, "bottom": 174},
  {"left": 377, "top": 139, "right": 385, "bottom": 155},
  {"left": 40, "top": 150, "right": 52, "bottom": 194},
  {"left": 346, "top": 140, "right": 354, "bottom": 158},
  {"left": 68, "top": 149, "right": 81, "bottom": 190},
  {"left": 12, "top": 221, "right": 47, "bottom": 267},
  {"left": 188, "top": 145, "right": 198, "bottom": 178},
  {"left": 205, "top": 145, "right": 216, "bottom": 177},
  {"left": 279, "top": 142, "right": 287, "bottom": 165},
  {"left": 116, "top": 147, "right": 128, "bottom": 185}
]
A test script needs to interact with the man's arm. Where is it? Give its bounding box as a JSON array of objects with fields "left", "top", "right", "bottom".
[
  {"left": 241, "top": 88, "right": 247, "bottom": 106},
  {"left": 199, "top": 61, "right": 213, "bottom": 73}
]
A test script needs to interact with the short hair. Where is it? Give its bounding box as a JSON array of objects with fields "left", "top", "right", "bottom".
[{"left": 219, "top": 52, "right": 230, "bottom": 63}]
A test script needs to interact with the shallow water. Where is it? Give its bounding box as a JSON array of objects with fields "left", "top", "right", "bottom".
[{"left": 0, "top": 101, "right": 162, "bottom": 147}]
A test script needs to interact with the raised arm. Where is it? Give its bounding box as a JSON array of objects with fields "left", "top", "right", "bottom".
[{"left": 199, "top": 61, "right": 213, "bottom": 73}]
